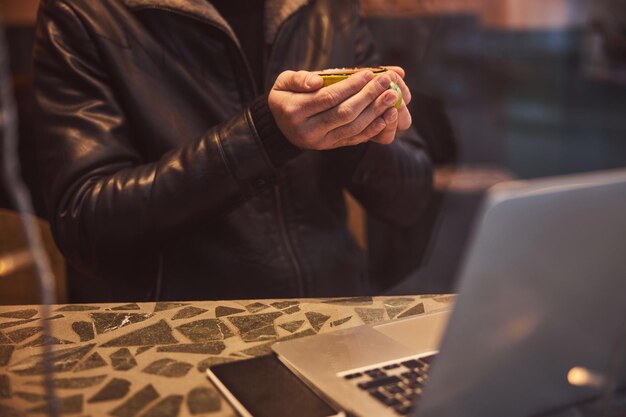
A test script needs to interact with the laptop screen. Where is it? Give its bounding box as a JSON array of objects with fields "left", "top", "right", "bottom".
[{"left": 415, "top": 169, "right": 626, "bottom": 417}]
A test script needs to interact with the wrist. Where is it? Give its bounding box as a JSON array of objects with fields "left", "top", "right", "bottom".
[{"left": 250, "top": 96, "right": 302, "bottom": 167}]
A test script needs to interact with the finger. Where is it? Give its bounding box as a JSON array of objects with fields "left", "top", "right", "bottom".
[
  {"left": 299, "top": 70, "right": 375, "bottom": 116},
  {"left": 396, "top": 102, "right": 412, "bottom": 131},
  {"left": 382, "top": 65, "right": 406, "bottom": 79},
  {"left": 311, "top": 73, "right": 394, "bottom": 134},
  {"left": 384, "top": 68, "right": 412, "bottom": 128},
  {"left": 273, "top": 70, "right": 324, "bottom": 93},
  {"left": 383, "top": 69, "right": 412, "bottom": 106},
  {"left": 323, "top": 86, "right": 399, "bottom": 143},
  {"left": 332, "top": 116, "right": 387, "bottom": 149},
  {"left": 372, "top": 107, "right": 399, "bottom": 145}
]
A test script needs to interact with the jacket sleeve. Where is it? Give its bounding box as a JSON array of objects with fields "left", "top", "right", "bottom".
[
  {"left": 33, "top": 2, "right": 276, "bottom": 273},
  {"left": 344, "top": 3, "right": 434, "bottom": 227}
]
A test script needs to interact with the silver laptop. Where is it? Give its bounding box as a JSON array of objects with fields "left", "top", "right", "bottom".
[{"left": 272, "top": 168, "right": 626, "bottom": 417}]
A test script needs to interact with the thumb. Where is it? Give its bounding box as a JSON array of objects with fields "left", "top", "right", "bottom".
[{"left": 274, "top": 70, "right": 324, "bottom": 93}]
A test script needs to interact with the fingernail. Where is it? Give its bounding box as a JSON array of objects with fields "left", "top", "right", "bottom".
[
  {"left": 361, "top": 71, "right": 375, "bottom": 82},
  {"left": 377, "top": 75, "right": 390, "bottom": 88},
  {"left": 385, "top": 92, "right": 397, "bottom": 106}
]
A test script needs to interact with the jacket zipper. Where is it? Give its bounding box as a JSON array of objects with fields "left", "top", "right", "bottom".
[
  {"left": 267, "top": 9, "right": 309, "bottom": 296},
  {"left": 274, "top": 185, "right": 305, "bottom": 296},
  {"left": 135, "top": 5, "right": 306, "bottom": 295},
  {"left": 203, "top": 8, "right": 307, "bottom": 296}
]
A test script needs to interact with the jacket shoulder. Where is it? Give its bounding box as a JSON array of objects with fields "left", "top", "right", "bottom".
[{"left": 38, "top": 0, "right": 125, "bottom": 20}]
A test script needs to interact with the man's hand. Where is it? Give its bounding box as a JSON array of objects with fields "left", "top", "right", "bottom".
[{"left": 268, "top": 67, "right": 412, "bottom": 150}]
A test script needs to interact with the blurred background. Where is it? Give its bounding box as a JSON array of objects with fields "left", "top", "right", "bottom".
[
  {"left": 363, "top": 0, "right": 626, "bottom": 295},
  {"left": 1, "top": 0, "right": 625, "bottom": 303}
]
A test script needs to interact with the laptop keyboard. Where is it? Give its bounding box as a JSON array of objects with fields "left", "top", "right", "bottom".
[{"left": 341, "top": 353, "right": 437, "bottom": 415}]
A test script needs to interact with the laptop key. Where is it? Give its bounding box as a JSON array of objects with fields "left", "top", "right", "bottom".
[
  {"left": 401, "top": 371, "right": 421, "bottom": 380},
  {"left": 365, "top": 368, "right": 387, "bottom": 378},
  {"left": 394, "top": 404, "right": 414, "bottom": 415},
  {"left": 344, "top": 372, "right": 362, "bottom": 380},
  {"left": 405, "top": 380, "right": 424, "bottom": 389},
  {"left": 401, "top": 359, "right": 422, "bottom": 369},
  {"left": 383, "top": 363, "right": 401, "bottom": 370},
  {"left": 370, "top": 390, "right": 401, "bottom": 407},
  {"left": 384, "top": 384, "right": 404, "bottom": 395},
  {"left": 357, "top": 376, "right": 401, "bottom": 390},
  {"left": 402, "top": 388, "right": 422, "bottom": 401}
]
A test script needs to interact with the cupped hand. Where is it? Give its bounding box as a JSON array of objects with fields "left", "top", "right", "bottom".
[{"left": 268, "top": 67, "right": 412, "bottom": 150}]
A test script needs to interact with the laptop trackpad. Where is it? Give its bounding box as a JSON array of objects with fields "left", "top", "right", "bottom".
[{"left": 373, "top": 310, "right": 451, "bottom": 352}]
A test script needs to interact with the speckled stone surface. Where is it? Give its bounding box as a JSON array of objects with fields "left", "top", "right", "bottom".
[{"left": 0, "top": 296, "right": 454, "bottom": 416}]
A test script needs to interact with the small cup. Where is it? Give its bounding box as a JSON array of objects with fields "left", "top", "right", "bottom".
[
  {"left": 314, "top": 67, "right": 403, "bottom": 109},
  {"left": 315, "top": 67, "right": 388, "bottom": 86}
]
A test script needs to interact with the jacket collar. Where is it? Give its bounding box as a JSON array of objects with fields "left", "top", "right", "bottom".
[{"left": 121, "top": 0, "right": 310, "bottom": 43}]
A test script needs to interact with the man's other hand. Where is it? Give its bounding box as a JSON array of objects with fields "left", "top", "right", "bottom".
[{"left": 268, "top": 68, "right": 412, "bottom": 150}]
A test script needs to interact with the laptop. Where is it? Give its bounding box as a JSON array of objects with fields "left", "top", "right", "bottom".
[{"left": 269, "top": 168, "right": 626, "bottom": 417}]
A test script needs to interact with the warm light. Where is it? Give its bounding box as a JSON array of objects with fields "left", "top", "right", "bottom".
[
  {"left": 506, "top": 315, "right": 537, "bottom": 340},
  {"left": 0, "top": 250, "right": 34, "bottom": 277},
  {"left": 567, "top": 366, "right": 604, "bottom": 388},
  {"left": 0, "top": 260, "right": 7, "bottom": 275}
]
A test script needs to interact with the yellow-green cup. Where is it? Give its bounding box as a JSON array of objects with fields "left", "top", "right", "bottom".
[{"left": 315, "top": 67, "right": 403, "bottom": 109}]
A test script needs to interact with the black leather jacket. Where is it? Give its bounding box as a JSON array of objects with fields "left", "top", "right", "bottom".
[{"left": 34, "top": 0, "right": 432, "bottom": 302}]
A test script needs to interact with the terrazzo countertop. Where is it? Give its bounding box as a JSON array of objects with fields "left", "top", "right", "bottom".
[{"left": 0, "top": 295, "right": 455, "bottom": 416}]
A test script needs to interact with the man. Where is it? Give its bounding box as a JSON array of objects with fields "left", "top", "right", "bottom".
[{"left": 33, "top": 0, "right": 432, "bottom": 302}]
